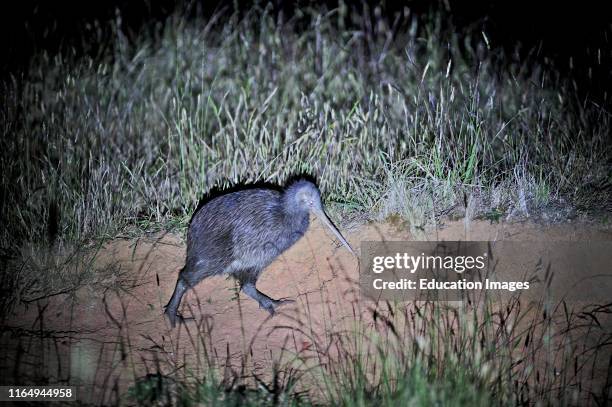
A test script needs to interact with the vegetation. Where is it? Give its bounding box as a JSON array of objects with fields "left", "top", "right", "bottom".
[
  {"left": 127, "top": 284, "right": 612, "bottom": 406},
  {"left": 1, "top": 3, "right": 610, "bottom": 247}
]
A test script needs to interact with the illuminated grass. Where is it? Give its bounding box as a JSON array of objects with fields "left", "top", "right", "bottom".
[{"left": 1, "top": 5, "right": 610, "bottom": 246}]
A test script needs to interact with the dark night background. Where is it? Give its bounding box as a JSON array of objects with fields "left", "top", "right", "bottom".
[{"left": 1, "top": 0, "right": 610, "bottom": 104}]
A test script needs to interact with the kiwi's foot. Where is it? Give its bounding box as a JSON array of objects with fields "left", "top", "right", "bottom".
[
  {"left": 164, "top": 308, "right": 194, "bottom": 328},
  {"left": 261, "top": 298, "right": 295, "bottom": 315}
]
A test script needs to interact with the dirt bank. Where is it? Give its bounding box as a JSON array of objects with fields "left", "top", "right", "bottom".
[{"left": 2, "top": 219, "right": 611, "bottom": 404}]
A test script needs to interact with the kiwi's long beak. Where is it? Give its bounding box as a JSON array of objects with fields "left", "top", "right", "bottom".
[{"left": 313, "top": 207, "right": 356, "bottom": 256}]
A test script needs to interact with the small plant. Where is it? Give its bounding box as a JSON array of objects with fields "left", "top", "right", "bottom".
[{"left": 482, "top": 208, "right": 504, "bottom": 223}]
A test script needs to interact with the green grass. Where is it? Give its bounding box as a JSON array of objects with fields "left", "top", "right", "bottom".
[
  {"left": 119, "top": 284, "right": 610, "bottom": 406},
  {"left": 1, "top": 3, "right": 610, "bottom": 247}
]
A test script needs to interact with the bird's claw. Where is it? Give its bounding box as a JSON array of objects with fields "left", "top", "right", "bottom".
[
  {"left": 165, "top": 309, "right": 194, "bottom": 328},
  {"left": 275, "top": 298, "right": 295, "bottom": 306},
  {"left": 260, "top": 298, "right": 295, "bottom": 315}
]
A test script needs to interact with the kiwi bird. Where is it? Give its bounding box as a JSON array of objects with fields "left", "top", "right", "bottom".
[{"left": 164, "top": 180, "right": 355, "bottom": 327}]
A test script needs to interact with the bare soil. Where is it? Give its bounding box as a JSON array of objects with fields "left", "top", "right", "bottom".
[{"left": 2, "top": 218, "right": 611, "bottom": 404}]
